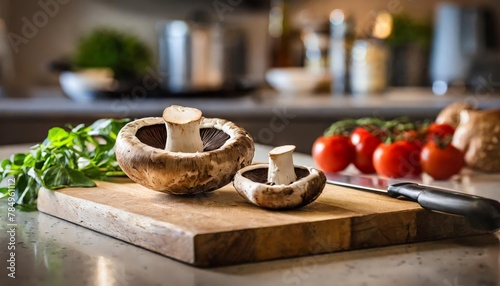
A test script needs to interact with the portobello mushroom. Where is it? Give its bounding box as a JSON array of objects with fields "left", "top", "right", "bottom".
[
  {"left": 115, "top": 105, "right": 255, "bottom": 195},
  {"left": 233, "top": 145, "right": 326, "bottom": 210}
]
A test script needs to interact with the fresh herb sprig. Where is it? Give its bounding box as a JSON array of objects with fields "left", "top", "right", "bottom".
[
  {"left": 0, "top": 118, "right": 130, "bottom": 211},
  {"left": 323, "top": 117, "right": 430, "bottom": 143}
]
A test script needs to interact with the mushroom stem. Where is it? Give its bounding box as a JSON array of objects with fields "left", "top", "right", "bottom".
[
  {"left": 162, "top": 105, "right": 204, "bottom": 153},
  {"left": 268, "top": 145, "right": 297, "bottom": 185}
]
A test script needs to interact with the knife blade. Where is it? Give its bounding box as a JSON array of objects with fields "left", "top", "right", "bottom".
[{"left": 326, "top": 173, "right": 500, "bottom": 232}]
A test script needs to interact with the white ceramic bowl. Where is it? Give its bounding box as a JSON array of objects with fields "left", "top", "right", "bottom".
[
  {"left": 59, "top": 69, "right": 118, "bottom": 101},
  {"left": 265, "top": 67, "right": 331, "bottom": 94}
]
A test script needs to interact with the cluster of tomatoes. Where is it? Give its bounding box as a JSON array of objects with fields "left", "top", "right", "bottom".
[{"left": 311, "top": 118, "right": 465, "bottom": 180}]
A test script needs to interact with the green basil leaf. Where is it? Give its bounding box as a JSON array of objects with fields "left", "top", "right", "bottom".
[
  {"left": 1, "top": 158, "right": 11, "bottom": 168},
  {"left": 0, "top": 186, "right": 8, "bottom": 198},
  {"left": 47, "top": 127, "right": 74, "bottom": 148},
  {"left": 14, "top": 174, "right": 30, "bottom": 204},
  {"left": 23, "top": 153, "right": 36, "bottom": 168},
  {"left": 27, "top": 167, "right": 45, "bottom": 188},
  {"left": 89, "top": 118, "right": 130, "bottom": 139},
  {"left": 71, "top": 123, "right": 87, "bottom": 133},
  {"left": 0, "top": 159, "right": 11, "bottom": 177},
  {"left": 43, "top": 165, "right": 96, "bottom": 189},
  {"left": 48, "top": 127, "right": 69, "bottom": 142},
  {"left": 83, "top": 167, "right": 104, "bottom": 180},
  {"left": 10, "top": 153, "right": 26, "bottom": 166},
  {"left": 5, "top": 118, "right": 129, "bottom": 211},
  {"left": 17, "top": 181, "right": 37, "bottom": 206},
  {"left": 77, "top": 157, "right": 92, "bottom": 169}
]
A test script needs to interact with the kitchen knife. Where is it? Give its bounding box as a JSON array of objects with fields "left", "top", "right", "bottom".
[{"left": 326, "top": 173, "right": 500, "bottom": 232}]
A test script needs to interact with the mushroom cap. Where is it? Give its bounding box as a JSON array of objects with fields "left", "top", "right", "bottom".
[
  {"left": 436, "top": 102, "right": 475, "bottom": 128},
  {"left": 115, "top": 117, "right": 255, "bottom": 195},
  {"left": 233, "top": 163, "right": 326, "bottom": 210},
  {"left": 453, "top": 109, "right": 500, "bottom": 172}
]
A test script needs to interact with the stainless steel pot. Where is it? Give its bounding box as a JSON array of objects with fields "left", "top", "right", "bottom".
[
  {"left": 158, "top": 20, "right": 246, "bottom": 93},
  {"left": 430, "top": 3, "right": 499, "bottom": 94}
]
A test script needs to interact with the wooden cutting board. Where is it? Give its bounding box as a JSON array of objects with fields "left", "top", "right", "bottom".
[{"left": 37, "top": 179, "right": 485, "bottom": 267}]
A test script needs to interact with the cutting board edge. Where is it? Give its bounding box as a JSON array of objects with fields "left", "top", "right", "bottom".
[
  {"left": 37, "top": 187, "right": 198, "bottom": 264},
  {"left": 189, "top": 234, "right": 491, "bottom": 268},
  {"left": 188, "top": 207, "right": 488, "bottom": 267}
]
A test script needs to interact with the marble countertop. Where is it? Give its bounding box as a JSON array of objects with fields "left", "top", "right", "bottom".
[{"left": 0, "top": 144, "right": 499, "bottom": 286}]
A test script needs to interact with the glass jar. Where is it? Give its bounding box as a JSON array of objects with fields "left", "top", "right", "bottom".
[{"left": 350, "top": 39, "right": 389, "bottom": 94}]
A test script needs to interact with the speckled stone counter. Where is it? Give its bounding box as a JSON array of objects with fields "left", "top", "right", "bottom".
[{"left": 0, "top": 144, "right": 499, "bottom": 286}]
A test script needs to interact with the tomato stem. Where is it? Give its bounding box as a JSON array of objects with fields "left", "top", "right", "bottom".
[{"left": 323, "top": 118, "right": 386, "bottom": 137}]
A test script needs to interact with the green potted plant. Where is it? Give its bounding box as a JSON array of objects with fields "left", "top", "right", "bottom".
[
  {"left": 386, "top": 15, "right": 432, "bottom": 87},
  {"left": 59, "top": 28, "right": 152, "bottom": 101}
]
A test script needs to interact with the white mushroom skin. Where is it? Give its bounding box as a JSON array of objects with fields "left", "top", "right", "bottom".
[
  {"left": 233, "top": 164, "right": 326, "bottom": 210},
  {"left": 163, "top": 105, "right": 204, "bottom": 153},
  {"left": 268, "top": 145, "right": 297, "bottom": 185},
  {"left": 435, "top": 102, "right": 475, "bottom": 128},
  {"left": 115, "top": 117, "right": 255, "bottom": 195},
  {"left": 452, "top": 109, "right": 500, "bottom": 172}
]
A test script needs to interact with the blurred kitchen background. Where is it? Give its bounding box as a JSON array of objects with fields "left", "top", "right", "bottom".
[{"left": 1, "top": 0, "right": 500, "bottom": 152}]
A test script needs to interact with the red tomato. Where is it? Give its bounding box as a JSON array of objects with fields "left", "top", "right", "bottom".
[
  {"left": 426, "top": 123, "right": 455, "bottom": 140},
  {"left": 401, "top": 129, "right": 419, "bottom": 140},
  {"left": 373, "top": 140, "right": 422, "bottom": 178},
  {"left": 350, "top": 127, "right": 382, "bottom": 174},
  {"left": 398, "top": 129, "right": 425, "bottom": 151},
  {"left": 350, "top": 127, "right": 372, "bottom": 145},
  {"left": 312, "top": 135, "right": 355, "bottom": 173},
  {"left": 402, "top": 140, "right": 423, "bottom": 176},
  {"left": 420, "top": 141, "right": 464, "bottom": 180}
]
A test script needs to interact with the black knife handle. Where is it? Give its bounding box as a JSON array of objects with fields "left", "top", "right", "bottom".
[{"left": 387, "top": 182, "right": 500, "bottom": 232}]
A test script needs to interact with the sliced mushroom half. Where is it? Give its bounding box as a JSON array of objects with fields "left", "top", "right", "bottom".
[
  {"left": 233, "top": 145, "right": 326, "bottom": 210},
  {"left": 115, "top": 105, "right": 255, "bottom": 195}
]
